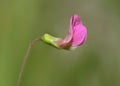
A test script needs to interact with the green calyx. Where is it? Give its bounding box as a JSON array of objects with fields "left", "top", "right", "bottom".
[{"left": 41, "top": 33, "right": 60, "bottom": 48}]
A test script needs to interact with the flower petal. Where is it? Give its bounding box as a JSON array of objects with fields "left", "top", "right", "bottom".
[
  {"left": 72, "top": 24, "right": 87, "bottom": 46},
  {"left": 70, "top": 14, "right": 82, "bottom": 29},
  {"left": 62, "top": 14, "right": 82, "bottom": 44}
]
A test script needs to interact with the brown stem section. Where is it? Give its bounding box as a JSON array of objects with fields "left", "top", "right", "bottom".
[{"left": 17, "top": 37, "right": 41, "bottom": 86}]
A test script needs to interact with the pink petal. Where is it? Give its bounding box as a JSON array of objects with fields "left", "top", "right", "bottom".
[
  {"left": 70, "top": 14, "right": 82, "bottom": 29},
  {"left": 64, "top": 14, "right": 82, "bottom": 44},
  {"left": 72, "top": 24, "right": 87, "bottom": 46}
]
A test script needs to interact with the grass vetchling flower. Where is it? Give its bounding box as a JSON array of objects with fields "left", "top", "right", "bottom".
[{"left": 41, "top": 14, "right": 87, "bottom": 50}]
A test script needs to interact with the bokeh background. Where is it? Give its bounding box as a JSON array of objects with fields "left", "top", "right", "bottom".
[{"left": 0, "top": 0, "right": 120, "bottom": 86}]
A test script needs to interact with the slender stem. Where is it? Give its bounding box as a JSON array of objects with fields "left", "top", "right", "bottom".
[{"left": 17, "top": 37, "right": 41, "bottom": 86}]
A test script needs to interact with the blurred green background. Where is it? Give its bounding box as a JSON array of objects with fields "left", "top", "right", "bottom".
[{"left": 0, "top": 0, "right": 120, "bottom": 86}]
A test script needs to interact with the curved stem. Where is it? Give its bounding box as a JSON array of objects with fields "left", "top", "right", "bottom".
[{"left": 17, "top": 37, "right": 41, "bottom": 86}]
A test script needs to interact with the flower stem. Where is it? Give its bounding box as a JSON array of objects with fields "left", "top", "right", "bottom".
[{"left": 17, "top": 37, "right": 41, "bottom": 86}]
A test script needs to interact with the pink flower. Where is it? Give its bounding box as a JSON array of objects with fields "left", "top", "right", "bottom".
[
  {"left": 41, "top": 14, "right": 87, "bottom": 50},
  {"left": 55, "top": 14, "right": 87, "bottom": 49}
]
